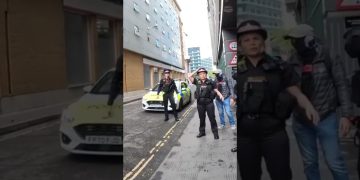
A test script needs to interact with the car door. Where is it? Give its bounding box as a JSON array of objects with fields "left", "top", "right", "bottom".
[{"left": 181, "top": 82, "right": 190, "bottom": 103}]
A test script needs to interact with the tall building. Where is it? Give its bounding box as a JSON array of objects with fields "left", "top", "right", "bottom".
[
  {"left": 123, "top": 0, "right": 185, "bottom": 92},
  {"left": 237, "top": 0, "right": 283, "bottom": 31},
  {"left": 201, "top": 57, "right": 213, "bottom": 71},
  {"left": 188, "top": 47, "right": 201, "bottom": 72},
  {"left": 207, "top": 0, "right": 236, "bottom": 84}
]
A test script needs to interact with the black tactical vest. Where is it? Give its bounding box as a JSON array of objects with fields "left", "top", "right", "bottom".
[
  {"left": 162, "top": 78, "right": 173, "bottom": 94},
  {"left": 236, "top": 55, "right": 295, "bottom": 120},
  {"left": 194, "top": 79, "right": 215, "bottom": 103}
]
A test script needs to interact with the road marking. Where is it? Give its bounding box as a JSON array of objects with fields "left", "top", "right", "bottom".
[
  {"left": 124, "top": 158, "right": 146, "bottom": 180},
  {"left": 155, "top": 141, "right": 162, "bottom": 147},
  {"left": 128, "top": 154, "right": 155, "bottom": 180},
  {"left": 125, "top": 105, "right": 195, "bottom": 180},
  {"left": 149, "top": 147, "right": 156, "bottom": 154}
]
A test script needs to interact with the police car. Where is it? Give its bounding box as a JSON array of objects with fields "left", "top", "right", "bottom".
[
  {"left": 142, "top": 80, "right": 191, "bottom": 111},
  {"left": 60, "top": 69, "right": 122, "bottom": 156}
]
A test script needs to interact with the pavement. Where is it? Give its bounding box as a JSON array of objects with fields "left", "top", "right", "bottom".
[
  {"left": 149, "top": 102, "right": 237, "bottom": 180},
  {"left": 0, "top": 89, "right": 146, "bottom": 136},
  {"left": 147, "top": 105, "right": 359, "bottom": 180}
]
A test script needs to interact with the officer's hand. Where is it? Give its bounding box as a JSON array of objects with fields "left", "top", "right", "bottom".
[
  {"left": 305, "top": 106, "right": 320, "bottom": 125},
  {"left": 230, "top": 98, "right": 236, "bottom": 106},
  {"left": 340, "top": 117, "right": 352, "bottom": 137}
]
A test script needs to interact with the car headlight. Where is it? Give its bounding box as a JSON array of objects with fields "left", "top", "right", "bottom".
[{"left": 61, "top": 109, "right": 75, "bottom": 123}]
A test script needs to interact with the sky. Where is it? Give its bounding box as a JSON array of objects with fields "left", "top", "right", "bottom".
[
  {"left": 176, "top": 0, "right": 296, "bottom": 61},
  {"left": 177, "top": 0, "right": 213, "bottom": 60}
]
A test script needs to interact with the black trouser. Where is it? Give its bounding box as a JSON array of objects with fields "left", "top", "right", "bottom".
[
  {"left": 163, "top": 93, "right": 177, "bottom": 119},
  {"left": 237, "top": 129, "right": 292, "bottom": 180},
  {"left": 197, "top": 100, "right": 218, "bottom": 135}
]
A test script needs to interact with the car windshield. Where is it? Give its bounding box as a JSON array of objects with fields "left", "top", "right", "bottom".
[
  {"left": 151, "top": 81, "right": 183, "bottom": 92},
  {"left": 90, "top": 71, "right": 115, "bottom": 94}
]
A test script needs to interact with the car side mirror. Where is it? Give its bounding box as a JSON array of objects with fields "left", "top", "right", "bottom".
[{"left": 83, "top": 85, "right": 93, "bottom": 93}]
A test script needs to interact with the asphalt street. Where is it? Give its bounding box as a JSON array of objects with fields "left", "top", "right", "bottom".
[{"left": 0, "top": 121, "right": 122, "bottom": 180}]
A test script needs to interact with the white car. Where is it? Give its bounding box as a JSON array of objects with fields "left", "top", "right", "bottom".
[
  {"left": 60, "top": 69, "right": 122, "bottom": 156},
  {"left": 142, "top": 80, "right": 192, "bottom": 111}
]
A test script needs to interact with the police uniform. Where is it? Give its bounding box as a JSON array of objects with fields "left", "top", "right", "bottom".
[
  {"left": 235, "top": 20, "right": 299, "bottom": 180},
  {"left": 193, "top": 68, "right": 219, "bottom": 139},
  {"left": 157, "top": 69, "right": 179, "bottom": 121}
]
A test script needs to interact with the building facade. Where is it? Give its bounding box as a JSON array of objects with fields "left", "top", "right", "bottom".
[
  {"left": 0, "top": 0, "right": 122, "bottom": 115},
  {"left": 201, "top": 57, "right": 213, "bottom": 71},
  {"left": 237, "top": 0, "right": 283, "bottom": 31},
  {"left": 123, "top": 0, "right": 185, "bottom": 92},
  {"left": 207, "top": 0, "right": 236, "bottom": 84}
]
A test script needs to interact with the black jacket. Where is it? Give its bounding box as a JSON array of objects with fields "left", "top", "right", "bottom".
[
  {"left": 108, "top": 57, "right": 122, "bottom": 106},
  {"left": 157, "top": 78, "right": 179, "bottom": 95}
]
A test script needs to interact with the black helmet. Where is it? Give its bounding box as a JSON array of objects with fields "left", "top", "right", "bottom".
[
  {"left": 237, "top": 20, "right": 267, "bottom": 40},
  {"left": 197, "top": 67, "right": 208, "bottom": 74},
  {"left": 163, "top": 69, "right": 171, "bottom": 74}
]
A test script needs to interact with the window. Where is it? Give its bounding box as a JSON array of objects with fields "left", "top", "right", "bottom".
[
  {"left": 160, "top": 3, "right": 163, "bottom": 8},
  {"left": 156, "top": 39, "right": 160, "bottom": 48},
  {"left": 162, "top": 30, "right": 166, "bottom": 35},
  {"left": 145, "top": 0, "right": 150, "bottom": 5},
  {"left": 146, "top": 14, "right": 151, "bottom": 22},
  {"left": 134, "top": 25, "right": 140, "bottom": 36},
  {"left": 163, "top": 45, "right": 166, "bottom": 51},
  {"left": 154, "top": 8, "right": 158, "bottom": 14},
  {"left": 133, "top": 2, "right": 140, "bottom": 13}
]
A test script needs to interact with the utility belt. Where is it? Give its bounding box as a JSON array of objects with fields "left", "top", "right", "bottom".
[
  {"left": 197, "top": 97, "right": 213, "bottom": 105},
  {"left": 238, "top": 112, "right": 285, "bottom": 136},
  {"left": 162, "top": 90, "right": 174, "bottom": 95}
]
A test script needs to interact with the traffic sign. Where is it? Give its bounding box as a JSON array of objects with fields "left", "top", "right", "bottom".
[
  {"left": 228, "top": 41, "right": 237, "bottom": 51},
  {"left": 337, "top": 0, "right": 360, "bottom": 10},
  {"left": 229, "top": 54, "right": 237, "bottom": 66}
]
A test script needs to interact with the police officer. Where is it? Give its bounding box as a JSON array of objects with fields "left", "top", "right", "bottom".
[
  {"left": 343, "top": 27, "right": 360, "bottom": 179},
  {"left": 188, "top": 67, "right": 224, "bottom": 139},
  {"left": 234, "top": 20, "right": 319, "bottom": 180},
  {"left": 157, "top": 69, "right": 179, "bottom": 121}
]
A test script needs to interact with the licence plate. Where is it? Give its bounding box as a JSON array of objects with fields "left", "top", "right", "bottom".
[
  {"left": 85, "top": 136, "right": 122, "bottom": 145},
  {"left": 149, "top": 104, "right": 163, "bottom": 107}
]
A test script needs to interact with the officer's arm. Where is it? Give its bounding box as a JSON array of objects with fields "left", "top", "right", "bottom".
[
  {"left": 188, "top": 69, "right": 199, "bottom": 84},
  {"left": 157, "top": 80, "right": 163, "bottom": 95},
  {"left": 108, "top": 57, "right": 121, "bottom": 106},
  {"left": 212, "top": 81, "right": 223, "bottom": 98},
  {"left": 283, "top": 62, "right": 320, "bottom": 123},
  {"left": 173, "top": 80, "right": 179, "bottom": 94}
]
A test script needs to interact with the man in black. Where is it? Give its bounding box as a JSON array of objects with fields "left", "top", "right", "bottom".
[
  {"left": 188, "top": 67, "right": 224, "bottom": 139},
  {"left": 157, "top": 69, "right": 179, "bottom": 121},
  {"left": 235, "top": 20, "right": 319, "bottom": 180},
  {"left": 343, "top": 27, "right": 360, "bottom": 179}
]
